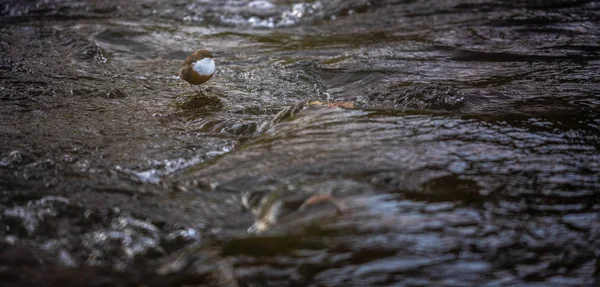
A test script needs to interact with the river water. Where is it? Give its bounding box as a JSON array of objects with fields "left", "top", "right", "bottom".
[{"left": 1, "top": 0, "right": 599, "bottom": 286}]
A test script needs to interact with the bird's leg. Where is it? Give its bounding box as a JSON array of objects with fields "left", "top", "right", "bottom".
[{"left": 196, "top": 84, "right": 207, "bottom": 95}]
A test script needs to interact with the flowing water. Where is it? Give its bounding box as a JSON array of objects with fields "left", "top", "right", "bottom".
[{"left": 1, "top": 0, "right": 599, "bottom": 286}]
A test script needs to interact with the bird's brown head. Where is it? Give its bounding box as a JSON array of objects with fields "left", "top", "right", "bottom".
[{"left": 193, "top": 49, "right": 213, "bottom": 60}]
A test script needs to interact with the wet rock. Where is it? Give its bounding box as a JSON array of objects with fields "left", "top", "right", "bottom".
[
  {"left": 364, "top": 83, "right": 467, "bottom": 111},
  {"left": 320, "top": 0, "right": 373, "bottom": 18},
  {"left": 157, "top": 252, "right": 238, "bottom": 286},
  {"left": 260, "top": 102, "right": 306, "bottom": 129},
  {"left": 414, "top": 175, "right": 484, "bottom": 204},
  {"left": 221, "top": 234, "right": 325, "bottom": 257},
  {"left": 174, "top": 93, "right": 223, "bottom": 111},
  {"left": 242, "top": 187, "right": 341, "bottom": 234},
  {"left": 156, "top": 252, "right": 197, "bottom": 275},
  {"left": 105, "top": 88, "right": 127, "bottom": 99},
  {"left": 163, "top": 228, "right": 201, "bottom": 252},
  {"left": 222, "top": 121, "right": 258, "bottom": 135},
  {"left": 70, "top": 87, "right": 96, "bottom": 96},
  {"left": 79, "top": 44, "right": 107, "bottom": 63}
]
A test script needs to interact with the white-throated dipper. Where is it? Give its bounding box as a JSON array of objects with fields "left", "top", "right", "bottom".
[{"left": 179, "top": 49, "right": 215, "bottom": 86}]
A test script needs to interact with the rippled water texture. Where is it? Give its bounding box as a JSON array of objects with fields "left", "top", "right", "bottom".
[{"left": 1, "top": 0, "right": 599, "bottom": 286}]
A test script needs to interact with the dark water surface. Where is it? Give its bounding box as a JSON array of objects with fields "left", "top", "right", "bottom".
[{"left": 1, "top": 0, "right": 599, "bottom": 286}]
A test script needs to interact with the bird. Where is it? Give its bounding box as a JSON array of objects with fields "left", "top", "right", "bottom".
[{"left": 178, "top": 49, "right": 215, "bottom": 88}]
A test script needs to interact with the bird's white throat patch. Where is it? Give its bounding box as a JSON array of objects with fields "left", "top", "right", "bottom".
[{"left": 192, "top": 58, "right": 216, "bottom": 76}]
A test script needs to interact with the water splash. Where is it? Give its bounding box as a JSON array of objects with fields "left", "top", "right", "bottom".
[
  {"left": 84, "top": 215, "right": 164, "bottom": 267},
  {"left": 2, "top": 196, "right": 69, "bottom": 236},
  {"left": 117, "top": 145, "right": 233, "bottom": 184}
]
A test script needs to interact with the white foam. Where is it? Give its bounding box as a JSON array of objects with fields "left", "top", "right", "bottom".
[
  {"left": 192, "top": 58, "right": 216, "bottom": 76},
  {"left": 121, "top": 146, "right": 232, "bottom": 184}
]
